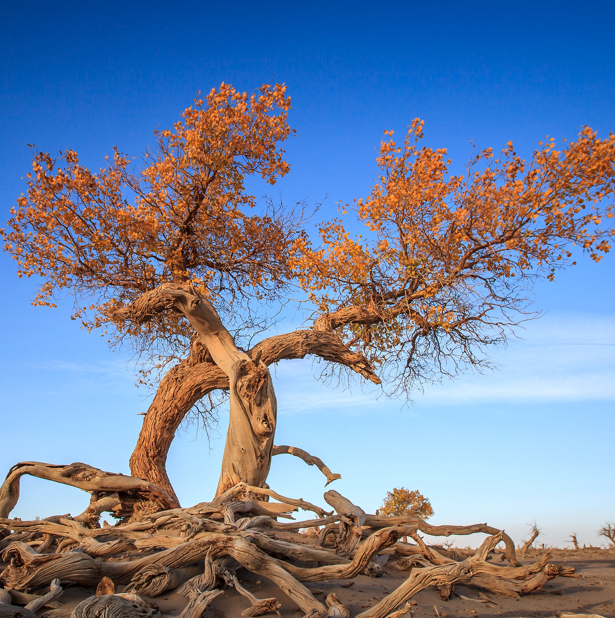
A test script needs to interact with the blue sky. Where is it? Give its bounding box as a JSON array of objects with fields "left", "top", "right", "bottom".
[{"left": 1, "top": 0, "right": 614, "bottom": 548}]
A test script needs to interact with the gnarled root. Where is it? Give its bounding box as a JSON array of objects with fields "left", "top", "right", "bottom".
[
  {"left": 224, "top": 572, "right": 281, "bottom": 617},
  {"left": 125, "top": 564, "right": 202, "bottom": 597},
  {"left": 178, "top": 589, "right": 223, "bottom": 618},
  {"left": 355, "top": 533, "right": 577, "bottom": 618},
  {"left": 0, "top": 479, "right": 575, "bottom": 618},
  {"left": 0, "top": 461, "right": 177, "bottom": 521},
  {"left": 71, "top": 594, "right": 160, "bottom": 618}
]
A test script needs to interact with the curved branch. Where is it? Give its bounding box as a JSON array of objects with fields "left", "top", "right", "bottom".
[
  {"left": 0, "top": 462, "right": 177, "bottom": 519},
  {"left": 251, "top": 329, "right": 380, "bottom": 384},
  {"left": 363, "top": 514, "right": 519, "bottom": 566},
  {"left": 272, "top": 445, "right": 341, "bottom": 486}
]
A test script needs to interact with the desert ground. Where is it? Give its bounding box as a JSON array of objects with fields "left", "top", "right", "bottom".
[{"left": 2, "top": 542, "right": 613, "bottom": 618}]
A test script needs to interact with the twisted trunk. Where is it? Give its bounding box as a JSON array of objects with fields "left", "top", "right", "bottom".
[
  {"left": 124, "top": 286, "right": 380, "bottom": 500},
  {"left": 129, "top": 361, "right": 228, "bottom": 504},
  {"left": 122, "top": 284, "right": 277, "bottom": 498}
]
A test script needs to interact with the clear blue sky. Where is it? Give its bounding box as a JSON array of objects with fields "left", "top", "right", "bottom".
[{"left": 1, "top": 1, "right": 614, "bottom": 548}]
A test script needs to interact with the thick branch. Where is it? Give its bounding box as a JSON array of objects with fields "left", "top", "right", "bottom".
[
  {"left": 251, "top": 329, "right": 380, "bottom": 384},
  {"left": 0, "top": 462, "right": 176, "bottom": 519},
  {"left": 272, "top": 445, "right": 341, "bottom": 486}
]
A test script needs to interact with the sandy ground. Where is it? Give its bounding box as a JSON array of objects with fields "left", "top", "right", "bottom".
[{"left": 33, "top": 548, "right": 615, "bottom": 618}]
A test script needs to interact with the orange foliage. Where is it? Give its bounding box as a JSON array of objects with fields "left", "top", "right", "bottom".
[
  {"left": 1, "top": 83, "right": 301, "bottom": 348},
  {"left": 2, "top": 98, "right": 615, "bottom": 396},
  {"left": 294, "top": 120, "right": 615, "bottom": 391},
  {"left": 377, "top": 487, "right": 434, "bottom": 519}
]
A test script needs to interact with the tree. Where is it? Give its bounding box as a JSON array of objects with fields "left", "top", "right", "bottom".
[
  {"left": 599, "top": 523, "right": 615, "bottom": 547},
  {"left": 2, "top": 86, "right": 615, "bottom": 506},
  {"left": 377, "top": 488, "right": 434, "bottom": 519},
  {"left": 520, "top": 522, "right": 541, "bottom": 557}
]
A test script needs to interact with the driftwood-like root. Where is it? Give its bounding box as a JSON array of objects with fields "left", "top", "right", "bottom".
[
  {"left": 0, "top": 605, "right": 38, "bottom": 618},
  {"left": 520, "top": 522, "right": 541, "bottom": 557},
  {"left": 364, "top": 515, "right": 520, "bottom": 566},
  {"left": 0, "top": 462, "right": 176, "bottom": 520},
  {"left": 325, "top": 593, "right": 350, "bottom": 618},
  {"left": 0, "top": 476, "right": 575, "bottom": 618},
  {"left": 71, "top": 594, "right": 160, "bottom": 618},
  {"left": 178, "top": 589, "right": 223, "bottom": 618},
  {"left": 354, "top": 533, "right": 576, "bottom": 618},
  {"left": 176, "top": 554, "right": 219, "bottom": 598},
  {"left": 24, "top": 578, "right": 63, "bottom": 612},
  {"left": 226, "top": 573, "right": 282, "bottom": 617},
  {"left": 125, "top": 565, "right": 202, "bottom": 597}
]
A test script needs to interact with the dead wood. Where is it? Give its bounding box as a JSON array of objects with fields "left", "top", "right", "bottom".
[
  {"left": 176, "top": 554, "right": 220, "bottom": 598},
  {"left": 598, "top": 523, "right": 615, "bottom": 547},
  {"left": 75, "top": 495, "right": 122, "bottom": 527},
  {"left": 324, "top": 490, "right": 366, "bottom": 557},
  {"left": 41, "top": 609, "right": 72, "bottom": 618},
  {"left": 1, "top": 542, "right": 103, "bottom": 589},
  {"left": 6, "top": 589, "right": 61, "bottom": 609},
  {"left": 263, "top": 515, "right": 341, "bottom": 531},
  {"left": 222, "top": 500, "right": 296, "bottom": 524},
  {"left": 0, "top": 462, "right": 176, "bottom": 520},
  {"left": 0, "top": 589, "right": 11, "bottom": 605},
  {"left": 71, "top": 594, "right": 160, "bottom": 618},
  {"left": 215, "top": 482, "right": 330, "bottom": 518},
  {"left": 0, "top": 605, "right": 37, "bottom": 618},
  {"left": 354, "top": 533, "right": 575, "bottom": 618},
  {"left": 273, "top": 526, "right": 405, "bottom": 582},
  {"left": 226, "top": 572, "right": 282, "bottom": 617},
  {"left": 363, "top": 515, "right": 519, "bottom": 566},
  {"left": 178, "top": 588, "right": 223, "bottom": 618},
  {"left": 325, "top": 593, "right": 350, "bottom": 618},
  {"left": 23, "top": 579, "right": 62, "bottom": 613},
  {"left": 0, "top": 472, "right": 576, "bottom": 618},
  {"left": 520, "top": 522, "right": 541, "bottom": 557},
  {"left": 125, "top": 564, "right": 202, "bottom": 597},
  {"left": 242, "top": 531, "right": 350, "bottom": 565},
  {"left": 222, "top": 537, "right": 328, "bottom": 616},
  {"left": 272, "top": 446, "right": 341, "bottom": 486}
]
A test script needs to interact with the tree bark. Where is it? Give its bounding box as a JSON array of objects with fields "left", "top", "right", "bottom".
[
  {"left": 129, "top": 360, "right": 227, "bottom": 505},
  {"left": 122, "top": 283, "right": 380, "bottom": 500},
  {"left": 0, "top": 462, "right": 176, "bottom": 520},
  {"left": 120, "top": 284, "right": 277, "bottom": 497}
]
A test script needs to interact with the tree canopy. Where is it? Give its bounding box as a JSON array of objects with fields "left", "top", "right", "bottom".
[
  {"left": 377, "top": 487, "right": 434, "bottom": 519},
  {"left": 2, "top": 82, "right": 615, "bottom": 498}
]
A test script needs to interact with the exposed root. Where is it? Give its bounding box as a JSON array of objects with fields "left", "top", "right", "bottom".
[{"left": 0, "top": 463, "right": 576, "bottom": 618}]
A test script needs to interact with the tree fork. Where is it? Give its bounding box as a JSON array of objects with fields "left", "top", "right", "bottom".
[{"left": 123, "top": 283, "right": 379, "bottom": 500}]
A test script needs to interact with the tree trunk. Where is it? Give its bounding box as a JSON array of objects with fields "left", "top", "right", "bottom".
[
  {"left": 129, "top": 360, "right": 228, "bottom": 506},
  {"left": 122, "top": 284, "right": 277, "bottom": 499},
  {"left": 122, "top": 284, "right": 380, "bottom": 502},
  {"left": 215, "top": 360, "right": 276, "bottom": 497}
]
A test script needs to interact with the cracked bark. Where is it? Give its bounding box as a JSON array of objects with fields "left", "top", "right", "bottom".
[{"left": 122, "top": 283, "right": 379, "bottom": 500}]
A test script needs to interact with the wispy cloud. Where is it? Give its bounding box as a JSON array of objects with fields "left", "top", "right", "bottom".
[{"left": 271, "top": 312, "right": 615, "bottom": 412}]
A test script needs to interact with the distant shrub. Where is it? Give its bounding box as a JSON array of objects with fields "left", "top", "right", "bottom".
[{"left": 377, "top": 487, "right": 434, "bottom": 519}]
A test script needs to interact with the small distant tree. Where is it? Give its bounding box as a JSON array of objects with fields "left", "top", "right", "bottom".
[
  {"left": 377, "top": 487, "right": 434, "bottom": 519},
  {"left": 520, "top": 522, "right": 541, "bottom": 557},
  {"left": 599, "top": 523, "right": 615, "bottom": 547}
]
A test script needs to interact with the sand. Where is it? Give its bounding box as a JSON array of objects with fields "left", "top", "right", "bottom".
[{"left": 24, "top": 547, "right": 614, "bottom": 618}]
